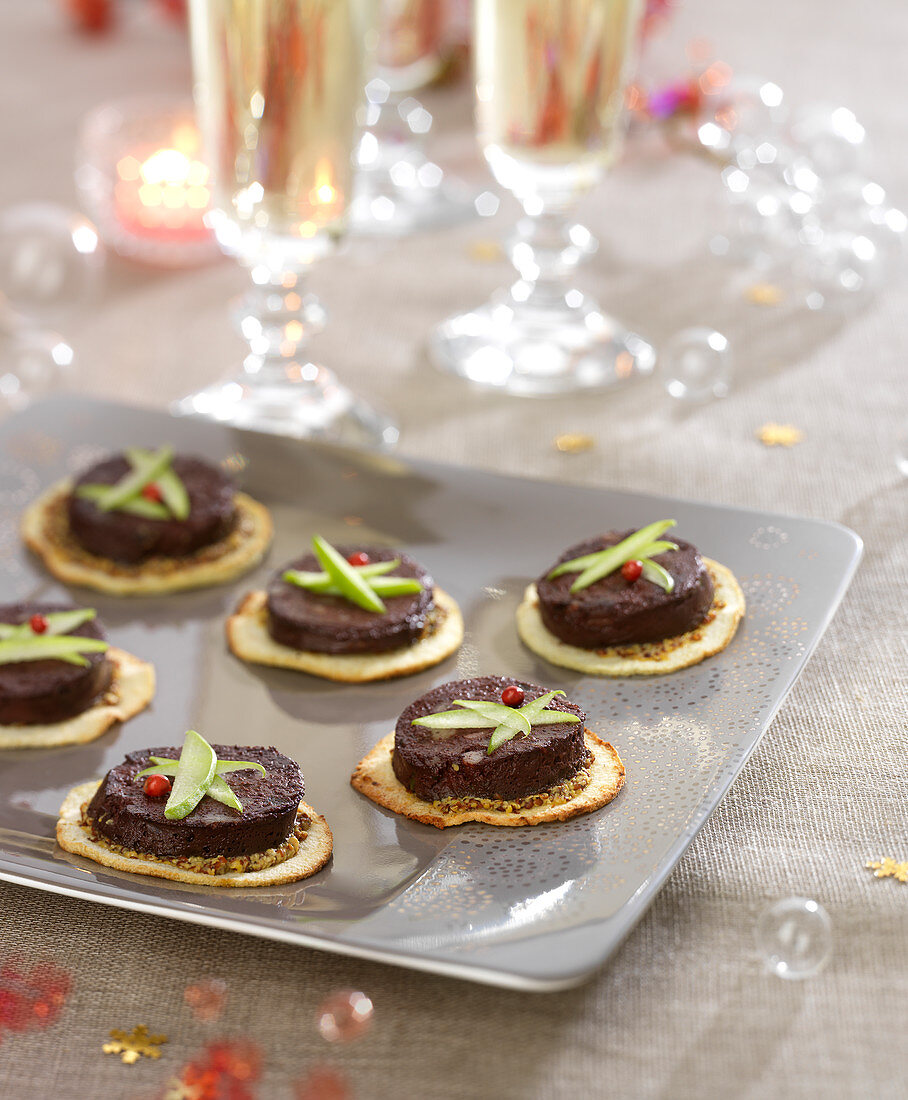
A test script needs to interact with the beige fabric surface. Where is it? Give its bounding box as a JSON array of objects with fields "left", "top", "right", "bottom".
[{"left": 1, "top": 2, "right": 906, "bottom": 1098}]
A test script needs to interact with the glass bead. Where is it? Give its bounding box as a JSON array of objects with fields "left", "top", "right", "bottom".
[
  {"left": 696, "top": 76, "right": 787, "bottom": 158},
  {"left": 0, "top": 331, "right": 74, "bottom": 416},
  {"left": 756, "top": 897, "right": 832, "bottom": 979},
  {"left": 660, "top": 328, "right": 731, "bottom": 403},
  {"left": 0, "top": 204, "right": 104, "bottom": 327},
  {"left": 788, "top": 104, "right": 868, "bottom": 181},
  {"left": 184, "top": 978, "right": 228, "bottom": 1023},
  {"left": 316, "top": 989, "right": 374, "bottom": 1043}
]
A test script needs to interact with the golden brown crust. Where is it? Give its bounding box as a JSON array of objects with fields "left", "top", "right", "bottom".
[
  {"left": 0, "top": 648, "right": 155, "bottom": 750},
  {"left": 56, "top": 781, "right": 333, "bottom": 887},
  {"left": 516, "top": 558, "right": 745, "bottom": 676},
  {"left": 350, "top": 730, "right": 624, "bottom": 829},
  {"left": 225, "top": 586, "right": 464, "bottom": 683},
  {"left": 21, "top": 481, "right": 273, "bottom": 596}
]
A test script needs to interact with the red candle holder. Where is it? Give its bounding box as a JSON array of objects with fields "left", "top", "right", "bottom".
[{"left": 76, "top": 96, "right": 220, "bottom": 267}]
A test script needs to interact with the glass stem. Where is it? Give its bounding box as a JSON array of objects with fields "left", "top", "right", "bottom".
[
  {"left": 234, "top": 270, "right": 327, "bottom": 384},
  {"left": 505, "top": 208, "right": 597, "bottom": 314}
]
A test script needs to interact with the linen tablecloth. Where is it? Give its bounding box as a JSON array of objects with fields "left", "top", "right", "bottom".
[{"left": 0, "top": 2, "right": 905, "bottom": 1097}]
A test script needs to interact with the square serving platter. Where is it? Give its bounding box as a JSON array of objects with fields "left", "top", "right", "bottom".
[{"left": 0, "top": 398, "right": 861, "bottom": 990}]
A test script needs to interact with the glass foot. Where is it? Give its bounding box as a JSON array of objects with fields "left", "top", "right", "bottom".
[
  {"left": 348, "top": 171, "right": 476, "bottom": 236},
  {"left": 171, "top": 370, "right": 399, "bottom": 450},
  {"left": 429, "top": 298, "right": 655, "bottom": 396}
]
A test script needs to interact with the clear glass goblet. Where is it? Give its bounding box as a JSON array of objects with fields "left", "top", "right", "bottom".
[
  {"left": 431, "top": 0, "right": 654, "bottom": 395},
  {"left": 173, "top": 0, "right": 398, "bottom": 447},
  {"left": 350, "top": 0, "right": 475, "bottom": 235}
]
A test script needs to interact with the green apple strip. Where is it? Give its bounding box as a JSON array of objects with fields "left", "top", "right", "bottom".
[
  {"left": 127, "top": 448, "right": 190, "bottom": 520},
  {"left": 413, "top": 710, "right": 497, "bottom": 729},
  {"left": 569, "top": 520, "right": 677, "bottom": 592},
  {"left": 163, "top": 730, "right": 217, "bottom": 821},
  {"left": 453, "top": 700, "right": 531, "bottom": 736},
  {"left": 548, "top": 521, "right": 677, "bottom": 583},
  {"left": 139, "top": 756, "right": 267, "bottom": 780},
  {"left": 487, "top": 724, "right": 516, "bottom": 754},
  {"left": 206, "top": 774, "right": 243, "bottom": 813},
  {"left": 0, "top": 608, "right": 97, "bottom": 641},
  {"left": 76, "top": 484, "right": 170, "bottom": 520},
  {"left": 640, "top": 558, "right": 675, "bottom": 594},
  {"left": 311, "top": 535, "right": 386, "bottom": 614},
  {"left": 518, "top": 690, "right": 581, "bottom": 725},
  {"left": 284, "top": 560, "right": 401, "bottom": 592},
  {"left": 0, "top": 635, "right": 108, "bottom": 666},
  {"left": 95, "top": 445, "right": 174, "bottom": 513},
  {"left": 215, "top": 760, "right": 267, "bottom": 776}
]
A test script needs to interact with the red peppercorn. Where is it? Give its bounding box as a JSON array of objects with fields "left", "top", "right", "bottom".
[
  {"left": 141, "top": 482, "right": 163, "bottom": 503},
  {"left": 621, "top": 559, "right": 643, "bottom": 583},
  {"left": 143, "top": 774, "right": 171, "bottom": 798},
  {"left": 347, "top": 551, "right": 370, "bottom": 567},
  {"left": 29, "top": 613, "right": 48, "bottom": 634},
  {"left": 501, "top": 685, "right": 525, "bottom": 707}
]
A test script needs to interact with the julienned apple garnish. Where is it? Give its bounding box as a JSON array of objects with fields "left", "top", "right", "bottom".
[
  {"left": 282, "top": 535, "right": 423, "bottom": 614},
  {"left": 75, "top": 445, "right": 191, "bottom": 522},
  {"left": 548, "top": 519, "right": 679, "bottom": 594},
  {"left": 0, "top": 607, "right": 109, "bottom": 668},
  {"left": 0, "top": 608, "right": 97, "bottom": 642},
  {"left": 136, "top": 729, "right": 267, "bottom": 820},
  {"left": 413, "top": 689, "right": 581, "bottom": 755}
]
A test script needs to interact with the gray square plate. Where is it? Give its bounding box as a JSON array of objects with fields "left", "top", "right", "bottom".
[{"left": 0, "top": 398, "right": 861, "bottom": 990}]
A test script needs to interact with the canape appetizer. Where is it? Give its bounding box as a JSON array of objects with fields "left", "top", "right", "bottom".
[
  {"left": 352, "top": 676, "right": 624, "bottom": 827},
  {"left": 227, "top": 535, "right": 463, "bottom": 682},
  {"left": 22, "top": 445, "right": 272, "bottom": 595},
  {"left": 57, "top": 729, "right": 332, "bottom": 886},
  {"left": 517, "top": 520, "right": 745, "bottom": 675},
  {"left": 0, "top": 602, "right": 154, "bottom": 749}
]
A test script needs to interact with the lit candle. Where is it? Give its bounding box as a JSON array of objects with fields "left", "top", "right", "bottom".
[{"left": 113, "top": 122, "right": 211, "bottom": 240}]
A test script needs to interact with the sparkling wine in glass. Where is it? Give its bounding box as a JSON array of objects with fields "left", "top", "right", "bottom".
[
  {"left": 174, "top": 0, "right": 398, "bottom": 447},
  {"left": 350, "top": 0, "right": 474, "bottom": 235},
  {"left": 431, "top": 0, "right": 655, "bottom": 394}
]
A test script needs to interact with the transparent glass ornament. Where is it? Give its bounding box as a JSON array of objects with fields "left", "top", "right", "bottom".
[
  {"left": 696, "top": 76, "right": 787, "bottom": 160},
  {"left": 756, "top": 897, "right": 832, "bottom": 980},
  {"left": 787, "top": 104, "right": 868, "bottom": 180},
  {"left": 660, "top": 327, "right": 731, "bottom": 403},
  {"left": 0, "top": 330, "right": 75, "bottom": 416},
  {"left": 316, "top": 990, "right": 374, "bottom": 1043},
  {"left": 0, "top": 204, "right": 104, "bottom": 327}
]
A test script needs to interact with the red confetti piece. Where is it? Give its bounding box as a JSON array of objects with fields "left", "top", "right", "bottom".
[
  {"left": 168, "top": 1039, "right": 262, "bottom": 1100},
  {"left": 294, "top": 1065, "right": 350, "bottom": 1100},
  {"left": 0, "top": 958, "right": 72, "bottom": 1043},
  {"left": 184, "top": 978, "right": 228, "bottom": 1023}
]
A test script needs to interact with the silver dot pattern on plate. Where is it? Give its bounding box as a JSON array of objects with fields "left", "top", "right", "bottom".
[{"left": 749, "top": 525, "right": 790, "bottom": 550}]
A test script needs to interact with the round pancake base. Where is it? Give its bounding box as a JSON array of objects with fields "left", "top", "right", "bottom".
[
  {"left": 56, "top": 782, "right": 333, "bottom": 887},
  {"left": 516, "top": 558, "right": 745, "bottom": 676},
  {"left": 21, "top": 481, "right": 273, "bottom": 596},
  {"left": 351, "top": 729, "right": 624, "bottom": 829},
  {"left": 0, "top": 648, "right": 155, "bottom": 750},
  {"left": 226, "top": 587, "right": 464, "bottom": 683}
]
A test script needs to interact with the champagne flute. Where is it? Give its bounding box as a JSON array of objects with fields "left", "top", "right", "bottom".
[
  {"left": 350, "top": 0, "right": 475, "bottom": 235},
  {"left": 174, "top": 0, "right": 398, "bottom": 447},
  {"left": 430, "top": 0, "right": 655, "bottom": 394}
]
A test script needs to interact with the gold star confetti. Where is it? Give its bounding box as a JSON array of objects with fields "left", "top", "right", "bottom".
[
  {"left": 468, "top": 240, "right": 503, "bottom": 262},
  {"left": 103, "top": 1024, "right": 168, "bottom": 1064},
  {"left": 865, "top": 858, "right": 908, "bottom": 883},
  {"left": 554, "top": 433, "right": 595, "bottom": 454},
  {"left": 757, "top": 422, "right": 804, "bottom": 447},
  {"left": 745, "top": 283, "right": 784, "bottom": 306}
]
